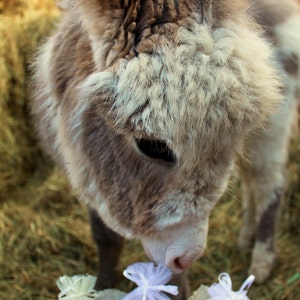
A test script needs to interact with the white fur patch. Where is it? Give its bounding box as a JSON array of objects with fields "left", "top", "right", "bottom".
[
  {"left": 110, "top": 21, "right": 281, "bottom": 157},
  {"left": 80, "top": 71, "right": 116, "bottom": 98},
  {"left": 141, "top": 221, "right": 209, "bottom": 273},
  {"left": 273, "top": 15, "right": 300, "bottom": 129}
]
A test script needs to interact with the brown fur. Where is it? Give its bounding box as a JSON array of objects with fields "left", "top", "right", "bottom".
[{"left": 31, "top": 0, "right": 300, "bottom": 298}]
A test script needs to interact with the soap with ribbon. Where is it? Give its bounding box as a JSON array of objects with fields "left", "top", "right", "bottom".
[
  {"left": 56, "top": 262, "right": 255, "bottom": 300},
  {"left": 123, "top": 262, "right": 179, "bottom": 300}
]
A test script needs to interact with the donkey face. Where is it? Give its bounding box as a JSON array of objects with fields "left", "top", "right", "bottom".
[{"left": 35, "top": 0, "right": 282, "bottom": 274}]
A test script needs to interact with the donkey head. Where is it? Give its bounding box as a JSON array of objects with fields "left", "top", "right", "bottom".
[{"left": 60, "top": 0, "right": 281, "bottom": 273}]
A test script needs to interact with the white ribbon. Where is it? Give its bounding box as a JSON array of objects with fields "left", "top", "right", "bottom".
[
  {"left": 56, "top": 274, "right": 98, "bottom": 300},
  {"left": 207, "top": 273, "right": 255, "bottom": 300},
  {"left": 123, "top": 262, "right": 179, "bottom": 300}
]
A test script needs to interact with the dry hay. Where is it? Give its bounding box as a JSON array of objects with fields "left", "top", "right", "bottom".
[
  {"left": 0, "top": 1, "right": 299, "bottom": 300},
  {"left": 0, "top": 0, "right": 57, "bottom": 15},
  {"left": 0, "top": 0, "right": 60, "bottom": 199}
]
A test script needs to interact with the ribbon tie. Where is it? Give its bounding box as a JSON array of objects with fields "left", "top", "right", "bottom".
[
  {"left": 57, "top": 274, "right": 98, "bottom": 299},
  {"left": 123, "top": 262, "right": 179, "bottom": 300},
  {"left": 208, "top": 273, "right": 255, "bottom": 300}
]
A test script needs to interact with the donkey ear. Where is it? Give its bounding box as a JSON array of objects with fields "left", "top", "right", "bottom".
[{"left": 73, "top": 0, "right": 127, "bottom": 69}]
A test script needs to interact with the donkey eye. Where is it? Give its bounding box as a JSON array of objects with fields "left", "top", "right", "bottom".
[{"left": 135, "top": 139, "right": 176, "bottom": 163}]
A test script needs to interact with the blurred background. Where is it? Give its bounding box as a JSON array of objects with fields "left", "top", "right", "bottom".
[{"left": 0, "top": 1, "right": 299, "bottom": 299}]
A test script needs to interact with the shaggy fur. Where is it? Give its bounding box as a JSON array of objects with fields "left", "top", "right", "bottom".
[{"left": 31, "top": 0, "right": 300, "bottom": 299}]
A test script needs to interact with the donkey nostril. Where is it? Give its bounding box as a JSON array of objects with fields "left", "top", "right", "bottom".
[
  {"left": 169, "top": 256, "right": 191, "bottom": 274},
  {"left": 174, "top": 257, "right": 184, "bottom": 270}
]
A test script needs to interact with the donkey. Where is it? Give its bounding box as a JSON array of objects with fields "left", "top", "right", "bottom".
[{"left": 30, "top": 0, "right": 300, "bottom": 298}]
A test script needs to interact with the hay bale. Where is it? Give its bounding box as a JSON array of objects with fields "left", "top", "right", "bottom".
[
  {"left": 0, "top": 0, "right": 57, "bottom": 15},
  {"left": 0, "top": 2, "right": 60, "bottom": 199}
]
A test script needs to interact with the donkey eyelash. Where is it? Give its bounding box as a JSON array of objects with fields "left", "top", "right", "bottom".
[{"left": 135, "top": 139, "right": 176, "bottom": 163}]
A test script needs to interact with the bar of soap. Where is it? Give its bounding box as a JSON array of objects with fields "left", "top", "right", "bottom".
[
  {"left": 95, "top": 289, "right": 127, "bottom": 300},
  {"left": 189, "top": 285, "right": 210, "bottom": 300}
]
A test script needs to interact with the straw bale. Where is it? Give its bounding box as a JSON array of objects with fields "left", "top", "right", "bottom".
[
  {"left": 0, "top": 0, "right": 58, "bottom": 15},
  {"left": 0, "top": 3, "right": 60, "bottom": 199}
]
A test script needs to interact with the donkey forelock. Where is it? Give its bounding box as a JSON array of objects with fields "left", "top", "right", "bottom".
[
  {"left": 33, "top": 0, "right": 282, "bottom": 237},
  {"left": 79, "top": 20, "right": 281, "bottom": 164}
]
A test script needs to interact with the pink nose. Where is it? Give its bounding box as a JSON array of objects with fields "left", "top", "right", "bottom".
[
  {"left": 168, "top": 257, "right": 192, "bottom": 273},
  {"left": 141, "top": 222, "right": 209, "bottom": 275},
  {"left": 166, "top": 249, "right": 203, "bottom": 274}
]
